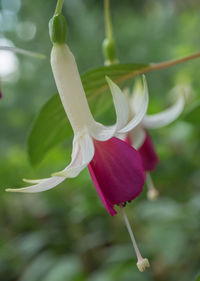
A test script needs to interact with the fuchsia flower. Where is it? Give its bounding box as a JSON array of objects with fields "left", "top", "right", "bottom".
[
  {"left": 6, "top": 43, "right": 149, "bottom": 215},
  {"left": 2, "top": 9, "right": 190, "bottom": 273},
  {"left": 123, "top": 80, "right": 186, "bottom": 199},
  {"left": 6, "top": 41, "right": 150, "bottom": 272}
]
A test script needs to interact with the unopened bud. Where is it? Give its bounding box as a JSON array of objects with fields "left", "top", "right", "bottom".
[
  {"left": 102, "top": 38, "right": 118, "bottom": 65},
  {"left": 49, "top": 14, "right": 66, "bottom": 44}
]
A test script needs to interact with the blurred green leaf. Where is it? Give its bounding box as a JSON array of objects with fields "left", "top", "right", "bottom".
[
  {"left": 184, "top": 100, "right": 200, "bottom": 125},
  {"left": 28, "top": 94, "right": 72, "bottom": 166},
  {"left": 28, "top": 63, "right": 148, "bottom": 165},
  {"left": 135, "top": 198, "right": 183, "bottom": 222},
  {"left": 103, "top": 245, "right": 136, "bottom": 263},
  {"left": 42, "top": 256, "right": 83, "bottom": 281},
  {"left": 195, "top": 274, "right": 200, "bottom": 281},
  {"left": 19, "top": 252, "right": 56, "bottom": 281},
  {"left": 14, "top": 232, "right": 47, "bottom": 259}
]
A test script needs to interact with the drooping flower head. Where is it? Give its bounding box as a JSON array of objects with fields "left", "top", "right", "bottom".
[
  {"left": 6, "top": 15, "right": 149, "bottom": 215},
  {"left": 123, "top": 79, "right": 187, "bottom": 199},
  {"left": 6, "top": 10, "right": 150, "bottom": 272}
]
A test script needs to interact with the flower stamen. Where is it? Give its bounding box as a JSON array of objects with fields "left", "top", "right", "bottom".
[
  {"left": 146, "top": 172, "right": 159, "bottom": 200},
  {"left": 120, "top": 205, "right": 150, "bottom": 272}
]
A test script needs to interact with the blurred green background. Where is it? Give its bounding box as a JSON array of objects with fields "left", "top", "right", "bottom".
[{"left": 0, "top": 0, "right": 200, "bottom": 280}]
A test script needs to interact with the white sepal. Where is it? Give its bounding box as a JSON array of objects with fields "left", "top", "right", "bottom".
[
  {"left": 118, "top": 75, "right": 149, "bottom": 134},
  {"left": 90, "top": 122, "right": 116, "bottom": 141},
  {"left": 106, "top": 76, "right": 130, "bottom": 130},
  {"left": 51, "top": 44, "right": 95, "bottom": 134},
  {"left": 23, "top": 178, "right": 50, "bottom": 184},
  {"left": 90, "top": 76, "right": 130, "bottom": 141},
  {"left": 129, "top": 126, "right": 146, "bottom": 149},
  {"left": 6, "top": 176, "right": 65, "bottom": 193},
  {"left": 52, "top": 131, "right": 94, "bottom": 177},
  {"left": 143, "top": 93, "right": 184, "bottom": 129}
]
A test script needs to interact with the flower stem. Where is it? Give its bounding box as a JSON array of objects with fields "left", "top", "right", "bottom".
[
  {"left": 103, "top": 0, "right": 117, "bottom": 65},
  {"left": 55, "top": 0, "right": 64, "bottom": 15},
  {"left": 120, "top": 50, "right": 200, "bottom": 84},
  {"left": 92, "top": 50, "right": 200, "bottom": 98},
  {"left": 104, "top": 0, "right": 113, "bottom": 40},
  {"left": 0, "top": 46, "right": 45, "bottom": 59},
  {"left": 120, "top": 205, "right": 143, "bottom": 261}
]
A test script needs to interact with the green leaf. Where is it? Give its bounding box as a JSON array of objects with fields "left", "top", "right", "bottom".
[
  {"left": 42, "top": 256, "right": 83, "bottom": 281},
  {"left": 184, "top": 100, "right": 200, "bottom": 125},
  {"left": 19, "top": 252, "right": 56, "bottom": 281},
  {"left": 194, "top": 274, "right": 200, "bottom": 281},
  {"left": 28, "top": 63, "right": 149, "bottom": 165},
  {"left": 28, "top": 94, "right": 72, "bottom": 166}
]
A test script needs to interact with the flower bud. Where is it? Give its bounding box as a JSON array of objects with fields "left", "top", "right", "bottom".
[
  {"left": 102, "top": 38, "right": 118, "bottom": 65},
  {"left": 49, "top": 14, "right": 66, "bottom": 44}
]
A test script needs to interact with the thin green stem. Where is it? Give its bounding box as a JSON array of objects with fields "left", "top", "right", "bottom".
[
  {"left": 0, "top": 46, "right": 45, "bottom": 59},
  {"left": 55, "top": 0, "right": 64, "bottom": 15},
  {"left": 104, "top": 0, "right": 113, "bottom": 40}
]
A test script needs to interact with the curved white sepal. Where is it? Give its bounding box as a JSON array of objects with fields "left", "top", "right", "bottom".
[
  {"left": 52, "top": 132, "right": 94, "bottom": 177},
  {"left": 90, "top": 122, "right": 116, "bottom": 141},
  {"left": 131, "top": 77, "right": 146, "bottom": 112},
  {"left": 23, "top": 178, "right": 50, "bottom": 184},
  {"left": 90, "top": 77, "right": 130, "bottom": 141},
  {"left": 129, "top": 126, "right": 146, "bottom": 149},
  {"left": 6, "top": 176, "right": 65, "bottom": 193},
  {"left": 142, "top": 93, "right": 185, "bottom": 129},
  {"left": 115, "top": 132, "right": 126, "bottom": 141},
  {"left": 106, "top": 76, "right": 130, "bottom": 130},
  {"left": 118, "top": 75, "right": 149, "bottom": 134}
]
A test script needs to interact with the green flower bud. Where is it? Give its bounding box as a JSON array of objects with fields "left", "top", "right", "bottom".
[
  {"left": 49, "top": 14, "right": 66, "bottom": 44},
  {"left": 102, "top": 38, "right": 117, "bottom": 65}
]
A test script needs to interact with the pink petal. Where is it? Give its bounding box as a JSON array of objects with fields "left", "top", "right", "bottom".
[
  {"left": 138, "top": 132, "right": 159, "bottom": 171},
  {"left": 88, "top": 137, "right": 145, "bottom": 216}
]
